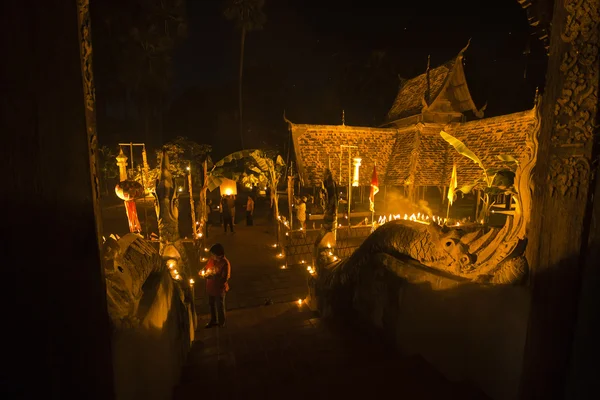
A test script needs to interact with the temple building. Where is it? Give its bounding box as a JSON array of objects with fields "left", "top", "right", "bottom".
[{"left": 287, "top": 43, "right": 538, "bottom": 205}]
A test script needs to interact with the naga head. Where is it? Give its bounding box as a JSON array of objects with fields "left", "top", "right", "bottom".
[
  {"left": 154, "top": 148, "right": 180, "bottom": 244},
  {"left": 439, "top": 229, "right": 476, "bottom": 274}
]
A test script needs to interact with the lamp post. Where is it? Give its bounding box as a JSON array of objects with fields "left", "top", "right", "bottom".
[
  {"left": 340, "top": 145, "right": 358, "bottom": 226},
  {"left": 118, "top": 142, "right": 150, "bottom": 238}
]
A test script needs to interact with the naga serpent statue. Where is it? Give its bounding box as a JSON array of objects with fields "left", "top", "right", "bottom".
[
  {"left": 312, "top": 100, "right": 540, "bottom": 303},
  {"left": 102, "top": 148, "right": 195, "bottom": 329},
  {"left": 154, "top": 148, "right": 191, "bottom": 279}
]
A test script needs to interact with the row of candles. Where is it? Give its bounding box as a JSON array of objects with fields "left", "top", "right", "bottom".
[{"left": 376, "top": 212, "right": 467, "bottom": 227}]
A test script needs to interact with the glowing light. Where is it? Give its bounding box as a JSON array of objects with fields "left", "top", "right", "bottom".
[
  {"left": 306, "top": 266, "right": 311, "bottom": 271},
  {"left": 277, "top": 253, "right": 283, "bottom": 258},
  {"left": 225, "top": 189, "right": 232, "bottom": 195},
  {"left": 280, "top": 265, "right": 287, "bottom": 269},
  {"left": 352, "top": 157, "right": 361, "bottom": 187},
  {"left": 201, "top": 257, "right": 207, "bottom": 262},
  {"left": 196, "top": 221, "right": 199, "bottom": 225},
  {"left": 189, "top": 278, "right": 195, "bottom": 285},
  {"left": 297, "top": 299, "right": 303, "bottom": 305},
  {"left": 301, "top": 260, "right": 305, "bottom": 264},
  {"left": 197, "top": 233, "right": 203, "bottom": 238},
  {"left": 327, "top": 243, "right": 331, "bottom": 248},
  {"left": 175, "top": 274, "right": 181, "bottom": 280},
  {"left": 333, "top": 256, "right": 338, "bottom": 261},
  {"left": 201, "top": 270, "right": 205, "bottom": 276},
  {"left": 204, "top": 248, "right": 209, "bottom": 252},
  {"left": 272, "top": 244, "right": 277, "bottom": 248},
  {"left": 178, "top": 187, "right": 183, "bottom": 192},
  {"left": 186, "top": 166, "right": 190, "bottom": 171}
]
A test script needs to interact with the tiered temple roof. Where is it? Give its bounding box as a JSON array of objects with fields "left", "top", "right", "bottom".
[{"left": 288, "top": 43, "right": 538, "bottom": 191}]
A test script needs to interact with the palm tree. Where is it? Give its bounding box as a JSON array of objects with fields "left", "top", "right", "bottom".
[{"left": 223, "top": 0, "right": 266, "bottom": 149}]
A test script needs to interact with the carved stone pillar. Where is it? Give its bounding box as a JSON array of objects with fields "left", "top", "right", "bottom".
[{"left": 520, "top": 0, "right": 599, "bottom": 398}]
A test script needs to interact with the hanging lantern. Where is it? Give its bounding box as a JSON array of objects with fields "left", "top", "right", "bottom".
[
  {"left": 115, "top": 180, "right": 144, "bottom": 233},
  {"left": 115, "top": 180, "right": 144, "bottom": 201},
  {"left": 352, "top": 157, "right": 362, "bottom": 187},
  {"left": 219, "top": 178, "right": 237, "bottom": 196}
]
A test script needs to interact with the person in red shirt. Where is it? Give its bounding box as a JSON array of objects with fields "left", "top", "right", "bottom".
[{"left": 199, "top": 243, "right": 231, "bottom": 328}]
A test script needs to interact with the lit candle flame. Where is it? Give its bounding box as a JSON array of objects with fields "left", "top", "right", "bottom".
[{"left": 189, "top": 278, "right": 195, "bottom": 285}]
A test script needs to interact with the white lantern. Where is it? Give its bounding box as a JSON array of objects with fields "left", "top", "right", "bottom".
[{"left": 219, "top": 178, "right": 237, "bottom": 196}]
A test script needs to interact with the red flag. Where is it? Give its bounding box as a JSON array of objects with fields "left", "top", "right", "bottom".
[{"left": 369, "top": 165, "right": 379, "bottom": 212}]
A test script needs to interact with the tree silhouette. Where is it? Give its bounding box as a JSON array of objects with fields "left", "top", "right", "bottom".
[{"left": 223, "top": 0, "right": 267, "bottom": 149}]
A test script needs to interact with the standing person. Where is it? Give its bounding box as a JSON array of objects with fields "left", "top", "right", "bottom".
[
  {"left": 246, "top": 195, "right": 255, "bottom": 226},
  {"left": 199, "top": 243, "right": 230, "bottom": 328},
  {"left": 297, "top": 196, "right": 307, "bottom": 231},
  {"left": 227, "top": 194, "right": 236, "bottom": 226},
  {"left": 221, "top": 196, "right": 234, "bottom": 233}
]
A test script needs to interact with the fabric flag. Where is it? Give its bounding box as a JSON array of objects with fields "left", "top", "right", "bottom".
[
  {"left": 447, "top": 163, "right": 458, "bottom": 206},
  {"left": 369, "top": 165, "right": 379, "bottom": 212}
]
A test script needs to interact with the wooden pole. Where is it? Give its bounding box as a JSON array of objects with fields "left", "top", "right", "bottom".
[{"left": 187, "top": 162, "right": 196, "bottom": 239}]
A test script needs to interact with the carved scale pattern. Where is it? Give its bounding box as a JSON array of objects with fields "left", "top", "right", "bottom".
[
  {"left": 549, "top": 0, "right": 599, "bottom": 198},
  {"left": 77, "top": 0, "right": 103, "bottom": 244}
]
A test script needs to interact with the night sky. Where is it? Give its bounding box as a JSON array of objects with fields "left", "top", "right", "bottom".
[{"left": 166, "top": 0, "right": 547, "bottom": 156}]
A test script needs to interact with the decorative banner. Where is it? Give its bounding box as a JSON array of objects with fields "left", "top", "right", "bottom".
[
  {"left": 447, "top": 164, "right": 458, "bottom": 206},
  {"left": 369, "top": 165, "right": 379, "bottom": 212},
  {"left": 124, "top": 200, "right": 142, "bottom": 233}
]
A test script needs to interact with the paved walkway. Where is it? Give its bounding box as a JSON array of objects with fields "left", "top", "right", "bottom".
[
  {"left": 178, "top": 219, "right": 489, "bottom": 400},
  {"left": 193, "top": 219, "right": 308, "bottom": 314}
]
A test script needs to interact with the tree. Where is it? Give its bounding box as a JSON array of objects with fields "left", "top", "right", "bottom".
[
  {"left": 98, "top": 145, "right": 119, "bottom": 195},
  {"left": 132, "top": 136, "right": 211, "bottom": 192},
  {"left": 223, "top": 0, "right": 266, "bottom": 149},
  {"left": 92, "top": 0, "right": 188, "bottom": 148},
  {"left": 207, "top": 148, "right": 284, "bottom": 219}
]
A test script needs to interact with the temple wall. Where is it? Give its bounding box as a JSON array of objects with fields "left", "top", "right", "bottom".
[{"left": 290, "top": 124, "right": 398, "bottom": 187}]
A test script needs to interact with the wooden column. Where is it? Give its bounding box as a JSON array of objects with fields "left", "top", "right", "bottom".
[
  {"left": 520, "top": 0, "right": 599, "bottom": 398},
  {"left": 2, "top": 0, "right": 114, "bottom": 398}
]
